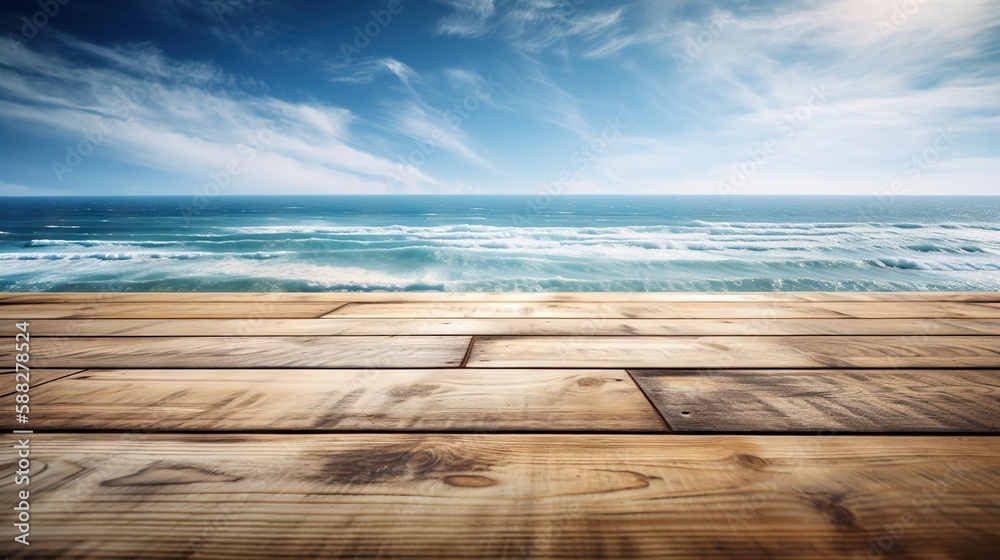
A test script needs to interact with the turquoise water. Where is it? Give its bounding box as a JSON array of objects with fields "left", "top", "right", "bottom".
[{"left": 1, "top": 195, "right": 998, "bottom": 292}]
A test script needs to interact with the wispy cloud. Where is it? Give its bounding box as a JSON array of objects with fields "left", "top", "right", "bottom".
[
  {"left": 386, "top": 100, "right": 495, "bottom": 169},
  {"left": 326, "top": 57, "right": 419, "bottom": 85},
  {"left": 0, "top": 35, "right": 438, "bottom": 194},
  {"left": 436, "top": 0, "right": 643, "bottom": 59},
  {"left": 2, "top": 0, "right": 997, "bottom": 195},
  {"left": 435, "top": 0, "right": 496, "bottom": 38},
  {"left": 575, "top": 0, "right": 1000, "bottom": 194}
]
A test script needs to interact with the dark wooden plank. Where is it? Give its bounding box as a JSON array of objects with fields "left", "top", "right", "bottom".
[
  {"left": 0, "top": 302, "right": 342, "bottom": 319},
  {"left": 324, "top": 301, "right": 1000, "bottom": 319},
  {"left": 0, "top": 336, "right": 470, "bottom": 368},
  {"left": 467, "top": 335, "right": 1000, "bottom": 368},
  {"left": 5, "top": 317, "right": 1000, "bottom": 337},
  {"left": 0, "top": 368, "right": 666, "bottom": 432},
  {"left": 5, "top": 433, "right": 999, "bottom": 559},
  {"left": 630, "top": 369, "right": 1000, "bottom": 432}
]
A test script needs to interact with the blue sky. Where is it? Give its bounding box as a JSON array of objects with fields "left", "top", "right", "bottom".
[{"left": 0, "top": 0, "right": 998, "bottom": 196}]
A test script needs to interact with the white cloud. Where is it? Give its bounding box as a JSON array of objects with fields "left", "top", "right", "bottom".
[
  {"left": 386, "top": 101, "right": 495, "bottom": 169},
  {"left": 582, "top": 0, "right": 1000, "bottom": 194},
  {"left": 435, "top": 0, "right": 496, "bottom": 38},
  {"left": 436, "top": 0, "right": 643, "bottom": 59},
  {"left": 327, "top": 57, "right": 418, "bottom": 85},
  {"left": 0, "top": 36, "right": 439, "bottom": 194}
]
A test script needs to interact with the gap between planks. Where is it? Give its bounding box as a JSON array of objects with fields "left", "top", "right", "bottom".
[{"left": 7, "top": 317, "right": 1000, "bottom": 337}]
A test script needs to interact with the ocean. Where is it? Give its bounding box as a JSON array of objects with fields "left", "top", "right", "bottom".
[{"left": 1, "top": 195, "right": 998, "bottom": 292}]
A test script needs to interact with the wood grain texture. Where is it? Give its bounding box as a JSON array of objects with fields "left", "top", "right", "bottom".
[
  {"left": 630, "top": 369, "right": 1000, "bottom": 432},
  {"left": 4, "top": 433, "right": 999, "bottom": 559},
  {"left": 1, "top": 336, "right": 470, "bottom": 368},
  {"left": 0, "top": 369, "right": 84, "bottom": 397},
  {"left": 5, "top": 317, "right": 1000, "bottom": 337},
  {"left": 0, "top": 368, "right": 666, "bottom": 431},
  {"left": 2, "top": 292, "right": 998, "bottom": 559},
  {"left": 324, "top": 301, "right": 1000, "bottom": 319},
  {"left": 3, "top": 291, "right": 999, "bottom": 302},
  {"left": 0, "top": 302, "right": 342, "bottom": 319},
  {"left": 467, "top": 335, "right": 1000, "bottom": 368}
]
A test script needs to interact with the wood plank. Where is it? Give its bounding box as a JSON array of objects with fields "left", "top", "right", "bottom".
[
  {"left": 2, "top": 291, "right": 998, "bottom": 303},
  {"left": 630, "top": 369, "right": 1000, "bottom": 432},
  {"left": 0, "top": 302, "right": 342, "bottom": 319},
  {"left": 0, "top": 369, "right": 665, "bottom": 432},
  {"left": 467, "top": 335, "right": 1000, "bottom": 368},
  {"left": 5, "top": 434, "right": 999, "bottom": 559},
  {"left": 0, "top": 293, "right": 361, "bottom": 303},
  {"left": 0, "top": 369, "right": 84, "bottom": 397},
  {"left": 0, "top": 336, "right": 470, "bottom": 369},
  {"left": 325, "top": 301, "right": 1000, "bottom": 319},
  {"left": 5, "top": 317, "right": 1000, "bottom": 337}
]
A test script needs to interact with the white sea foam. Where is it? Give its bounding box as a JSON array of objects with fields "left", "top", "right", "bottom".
[
  {"left": 28, "top": 239, "right": 181, "bottom": 247},
  {"left": 5, "top": 214, "right": 1000, "bottom": 292}
]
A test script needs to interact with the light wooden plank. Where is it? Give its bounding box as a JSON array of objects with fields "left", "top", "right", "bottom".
[
  {"left": 5, "top": 317, "right": 1000, "bottom": 337},
  {"left": 0, "top": 336, "right": 470, "bottom": 368},
  {"left": 0, "top": 292, "right": 360, "bottom": 303},
  {"left": 2, "top": 291, "right": 998, "bottom": 303},
  {"left": 467, "top": 335, "right": 1000, "bottom": 368},
  {"left": 630, "top": 369, "right": 1000, "bottom": 432},
  {"left": 325, "top": 301, "right": 1000, "bottom": 319},
  {"left": 0, "top": 369, "right": 84, "bottom": 397},
  {"left": 0, "top": 302, "right": 342, "bottom": 319},
  {"left": 0, "top": 369, "right": 665, "bottom": 432},
  {"left": 5, "top": 434, "right": 999, "bottom": 559}
]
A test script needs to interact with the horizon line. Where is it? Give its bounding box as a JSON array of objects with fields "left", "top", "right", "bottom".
[{"left": 3, "top": 193, "right": 1000, "bottom": 198}]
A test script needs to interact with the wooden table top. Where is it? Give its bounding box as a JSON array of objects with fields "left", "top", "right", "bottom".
[{"left": 2, "top": 292, "right": 999, "bottom": 559}]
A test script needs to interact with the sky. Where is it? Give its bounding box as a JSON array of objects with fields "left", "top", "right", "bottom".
[{"left": 0, "top": 0, "right": 998, "bottom": 197}]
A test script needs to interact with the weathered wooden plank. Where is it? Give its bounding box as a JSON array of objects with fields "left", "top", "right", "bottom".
[
  {"left": 5, "top": 317, "right": 1000, "bottom": 337},
  {"left": 324, "top": 301, "right": 1000, "bottom": 319},
  {"left": 0, "top": 302, "right": 342, "bottom": 319},
  {"left": 5, "top": 434, "right": 999, "bottom": 559},
  {"left": 0, "top": 336, "right": 470, "bottom": 369},
  {"left": 0, "top": 369, "right": 665, "bottom": 432},
  {"left": 467, "top": 335, "right": 1000, "bottom": 368},
  {"left": 2, "top": 291, "right": 998, "bottom": 303},
  {"left": 0, "top": 293, "right": 360, "bottom": 303},
  {"left": 630, "top": 369, "right": 1000, "bottom": 432},
  {"left": 0, "top": 369, "right": 84, "bottom": 397}
]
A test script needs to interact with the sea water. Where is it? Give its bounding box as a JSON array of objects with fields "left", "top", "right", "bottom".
[{"left": 1, "top": 195, "right": 998, "bottom": 292}]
